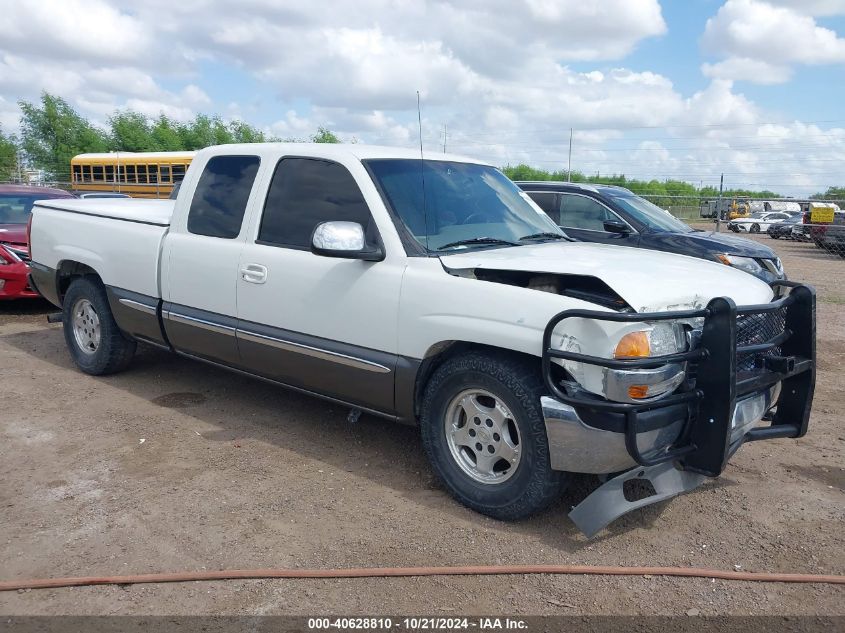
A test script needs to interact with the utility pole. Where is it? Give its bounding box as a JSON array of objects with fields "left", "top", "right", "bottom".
[
  {"left": 716, "top": 173, "right": 724, "bottom": 233},
  {"left": 443, "top": 123, "right": 447, "bottom": 153},
  {"left": 567, "top": 128, "right": 573, "bottom": 182}
]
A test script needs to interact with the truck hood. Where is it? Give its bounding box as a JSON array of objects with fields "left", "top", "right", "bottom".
[{"left": 439, "top": 241, "right": 774, "bottom": 312}]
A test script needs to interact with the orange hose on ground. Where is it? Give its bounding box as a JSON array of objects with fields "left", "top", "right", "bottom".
[{"left": 1, "top": 564, "right": 844, "bottom": 592}]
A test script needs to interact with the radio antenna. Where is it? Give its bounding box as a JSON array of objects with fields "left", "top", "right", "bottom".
[{"left": 417, "top": 91, "right": 429, "bottom": 251}]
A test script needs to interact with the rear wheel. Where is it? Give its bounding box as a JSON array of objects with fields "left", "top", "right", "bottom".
[
  {"left": 62, "top": 277, "right": 136, "bottom": 375},
  {"left": 420, "top": 351, "right": 567, "bottom": 520}
]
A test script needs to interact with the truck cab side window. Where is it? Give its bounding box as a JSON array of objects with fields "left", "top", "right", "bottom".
[
  {"left": 187, "top": 155, "right": 260, "bottom": 239},
  {"left": 258, "top": 158, "right": 375, "bottom": 248}
]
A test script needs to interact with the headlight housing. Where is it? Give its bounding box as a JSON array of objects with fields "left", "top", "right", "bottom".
[
  {"left": 716, "top": 253, "right": 764, "bottom": 275},
  {"left": 558, "top": 322, "right": 689, "bottom": 404}
]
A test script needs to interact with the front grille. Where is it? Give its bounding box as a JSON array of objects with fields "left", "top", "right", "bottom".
[{"left": 736, "top": 307, "right": 787, "bottom": 372}]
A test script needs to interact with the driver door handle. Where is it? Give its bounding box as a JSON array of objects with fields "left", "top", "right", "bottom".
[{"left": 240, "top": 263, "right": 268, "bottom": 284}]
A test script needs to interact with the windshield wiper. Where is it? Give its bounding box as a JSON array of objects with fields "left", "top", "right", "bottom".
[
  {"left": 437, "top": 237, "right": 521, "bottom": 251},
  {"left": 519, "top": 232, "right": 569, "bottom": 242}
]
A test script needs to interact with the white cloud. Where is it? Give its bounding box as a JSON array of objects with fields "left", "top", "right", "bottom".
[
  {"left": 701, "top": 57, "right": 793, "bottom": 84},
  {"left": 765, "top": 0, "right": 845, "bottom": 16},
  {"left": 702, "top": 0, "right": 845, "bottom": 71}
]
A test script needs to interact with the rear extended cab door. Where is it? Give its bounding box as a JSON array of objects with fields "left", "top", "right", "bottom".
[
  {"left": 159, "top": 152, "right": 265, "bottom": 365},
  {"left": 234, "top": 154, "right": 405, "bottom": 415}
]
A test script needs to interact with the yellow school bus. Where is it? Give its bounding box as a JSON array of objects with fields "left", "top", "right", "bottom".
[{"left": 70, "top": 151, "right": 196, "bottom": 199}]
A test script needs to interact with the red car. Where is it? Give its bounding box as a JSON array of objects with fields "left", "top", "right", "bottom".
[{"left": 1, "top": 185, "right": 75, "bottom": 300}]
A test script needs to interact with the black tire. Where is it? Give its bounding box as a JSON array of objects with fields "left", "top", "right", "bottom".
[
  {"left": 750, "top": 223, "right": 760, "bottom": 234},
  {"left": 770, "top": 233, "right": 779, "bottom": 239},
  {"left": 62, "top": 277, "right": 136, "bottom": 375},
  {"left": 420, "top": 350, "right": 567, "bottom": 520}
]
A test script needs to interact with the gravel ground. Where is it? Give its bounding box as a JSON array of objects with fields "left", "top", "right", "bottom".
[{"left": 0, "top": 233, "right": 843, "bottom": 616}]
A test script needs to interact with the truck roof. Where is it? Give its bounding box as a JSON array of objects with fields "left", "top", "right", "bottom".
[{"left": 193, "top": 142, "right": 489, "bottom": 165}]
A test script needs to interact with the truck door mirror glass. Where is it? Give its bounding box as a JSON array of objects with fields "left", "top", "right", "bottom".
[
  {"left": 603, "top": 219, "right": 630, "bottom": 235},
  {"left": 311, "top": 221, "right": 384, "bottom": 261}
]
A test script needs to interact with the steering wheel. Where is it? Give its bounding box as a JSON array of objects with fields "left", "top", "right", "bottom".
[{"left": 461, "top": 213, "right": 486, "bottom": 224}]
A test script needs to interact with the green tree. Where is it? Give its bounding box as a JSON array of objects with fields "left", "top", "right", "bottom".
[
  {"left": 18, "top": 93, "right": 109, "bottom": 180},
  {"left": 109, "top": 111, "right": 154, "bottom": 152},
  {"left": 228, "top": 120, "right": 267, "bottom": 143},
  {"left": 0, "top": 126, "right": 19, "bottom": 181},
  {"left": 312, "top": 127, "right": 341, "bottom": 143},
  {"left": 149, "top": 115, "right": 183, "bottom": 151}
]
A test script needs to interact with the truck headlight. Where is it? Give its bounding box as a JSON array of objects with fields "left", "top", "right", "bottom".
[
  {"left": 606, "top": 322, "right": 686, "bottom": 402},
  {"left": 716, "top": 254, "right": 764, "bottom": 275},
  {"left": 558, "top": 322, "right": 689, "bottom": 404}
]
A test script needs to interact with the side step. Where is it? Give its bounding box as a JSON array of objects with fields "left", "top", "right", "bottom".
[{"left": 569, "top": 462, "right": 707, "bottom": 538}]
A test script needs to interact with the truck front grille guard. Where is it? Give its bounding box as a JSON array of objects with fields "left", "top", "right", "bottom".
[{"left": 541, "top": 281, "right": 816, "bottom": 477}]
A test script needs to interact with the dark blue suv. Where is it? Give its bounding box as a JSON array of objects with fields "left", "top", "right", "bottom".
[{"left": 517, "top": 181, "right": 785, "bottom": 284}]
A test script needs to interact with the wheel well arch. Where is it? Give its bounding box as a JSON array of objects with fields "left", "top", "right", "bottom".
[
  {"left": 411, "top": 341, "right": 540, "bottom": 420},
  {"left": 56, "top": 260, "right": 102, "bottom": 304}
]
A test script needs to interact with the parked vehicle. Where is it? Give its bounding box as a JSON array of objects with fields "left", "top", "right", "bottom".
[
  {"left": 518, "top": 182, "right": 785, "bottom": 284},
  {"left": 71, "top": 151, "right": 195, "bottom": 199},
  {"left": 77, "top": 192, "right": 132, "bottom": 199},
  {"left": 0, "top": 184, "right": 75, "bottom": 300},
  {"left": 819, "top": 211, "right": 845, "bottom": 256},
  {"left": 699, "top": 198, "right": 750, "bottom": 221},
  {"left": 767, "top": 215, "right": 801, "bottom": 239},
  {"left": 28, "top": 144, "right": 816, "bottom": 536},
  {"left": 800, "top": 202, "right": 842, "bottom": 247},
  {"left": 727, "top": 212, "right": 792, "bottom": 234}
]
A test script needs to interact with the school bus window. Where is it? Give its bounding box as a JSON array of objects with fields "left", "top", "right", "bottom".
[
  {"left": 105, "top": 165, "right": 114, "bottom": 181},
  {"left": 126, "top": 165, "right": 137, "bottom": 183},
  {"left": 83, "top": 165, "right": 93, "bottom": 183},
  {"left": 161, "top": 165, "right": 172, "bottom": 183},
  {"left": 72, "top": 165, "right": 82, "bottom": 183},
  {"left": 93, "top": 165, "right": 105, "bottom": 181},
  {"left": 172, "top": 164, "right": 186, "bottom": 182},
  {"left": 148, "top": 164, "right": 158, "bottom": 183}
]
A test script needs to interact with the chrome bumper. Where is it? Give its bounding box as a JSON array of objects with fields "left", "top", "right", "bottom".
[{"left": 541, "top": 384, "right": 780, "bottom": 475}]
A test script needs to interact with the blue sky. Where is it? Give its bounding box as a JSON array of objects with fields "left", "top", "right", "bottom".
[{"left": 1, "top": 0, "right": 844, "bottom": 195}]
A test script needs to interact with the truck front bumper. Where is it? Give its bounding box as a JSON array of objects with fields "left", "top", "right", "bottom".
[
  {"left": 540, "top": 282, "right": 815, "bottom": 537},
  {"left": 541, "top": 383, "right": 779, "bottom": 475}
]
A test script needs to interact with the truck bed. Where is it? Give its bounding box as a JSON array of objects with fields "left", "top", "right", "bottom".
[{"left": 30, "top": 199, "right": 173, "bottom": 300}]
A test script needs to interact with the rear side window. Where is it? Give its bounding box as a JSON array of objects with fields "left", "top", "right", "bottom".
[
  {"left": 188, "top": 155, "right": 260, "bottom": 239},
  {"left": 258, "top": 158, "right": 373, "bottom": 248}
]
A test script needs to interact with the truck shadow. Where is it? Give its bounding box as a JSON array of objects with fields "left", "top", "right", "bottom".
[{"left": 0, "top": 325, "right": 734, "bottom": 551}]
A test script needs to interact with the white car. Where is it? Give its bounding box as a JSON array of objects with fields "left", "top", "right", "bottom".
[
  {"left": 728, "top": 212, "right": 792, "bottom": 233},
  {"left": 26, "top": 143, "right": 816, "bottom": 537}
]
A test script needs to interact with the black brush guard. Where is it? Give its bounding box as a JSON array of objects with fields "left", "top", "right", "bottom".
[{"left": 541, "top": 282, "right": 816, "bottom": 477}]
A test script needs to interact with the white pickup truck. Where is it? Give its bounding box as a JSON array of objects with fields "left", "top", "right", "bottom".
[{"left": 28, "top": 144, "right": 816, "bottom": 536}]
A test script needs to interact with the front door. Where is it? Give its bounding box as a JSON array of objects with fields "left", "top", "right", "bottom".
[
  {"left": 556, "top": 192, "right": 639, "bottom": 247},
  {"left": 235, "top": 157, "right": 403, "bottom": 414}
]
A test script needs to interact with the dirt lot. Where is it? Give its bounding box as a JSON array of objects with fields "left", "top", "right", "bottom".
[{"left": 1, "top": 233, "right": 843, "bottom": 616}]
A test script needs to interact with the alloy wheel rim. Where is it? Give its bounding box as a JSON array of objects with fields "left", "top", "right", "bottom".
[
  {"left": 72, "top": 298, "right": 101, "bottom": 355},
  {"left": 444, "top": 388, "right": 522, "bottom": 484}
]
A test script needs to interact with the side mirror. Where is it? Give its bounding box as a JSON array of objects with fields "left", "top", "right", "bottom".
[
  {"left": 603, "top": 219, "right": 630, "bottom": 235},
  {"left": 311, "top": 221, "right": 384, "bottom": 262}
]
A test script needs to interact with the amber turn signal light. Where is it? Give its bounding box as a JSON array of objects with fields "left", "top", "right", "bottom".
[{"left": 614, "top": 331, "right": 650, "bottom": 358}]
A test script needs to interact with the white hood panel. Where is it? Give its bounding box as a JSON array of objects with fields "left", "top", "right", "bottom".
[{"left": 439, "top": 241, "right": 774, "bottom": 312}]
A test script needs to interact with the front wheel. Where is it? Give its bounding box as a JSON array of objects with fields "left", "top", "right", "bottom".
[
  {"left": 750, "top": 223, "right": 761, "bottom": 233},
  {"left": 62, "top": 277, "right": 136, "bottom": 375},
  {"left": 420, "top": 351, "right": 567, "bottom": 520}
]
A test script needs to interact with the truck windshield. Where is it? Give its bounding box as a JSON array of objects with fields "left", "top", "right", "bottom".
[
  {"left": 366, "top": 159, "right": 563, "bottom": 251},
  {"left": 606, "top": 193, "right": 694, "bottom": 234}
]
